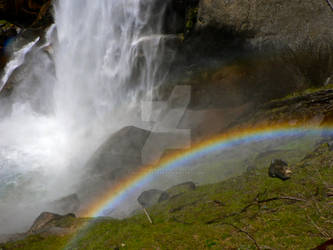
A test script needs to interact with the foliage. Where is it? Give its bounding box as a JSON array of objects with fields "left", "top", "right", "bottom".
[{"left": 2, "top": 140, "right": 332, "bottom": 249}]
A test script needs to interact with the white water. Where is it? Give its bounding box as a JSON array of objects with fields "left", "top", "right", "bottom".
[{"left": 0, "top": 0, "right": 171, "bottom": 234}]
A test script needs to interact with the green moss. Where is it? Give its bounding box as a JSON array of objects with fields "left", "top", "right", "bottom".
[
  {"left": 273, "top": 83, "right": 333, "bottom": 102},
  {"left": 185, "top": 7, "right": 198, "bottom": 34},
  {"left": 2, "top": 142, "right": 332, "bottom": 249}
]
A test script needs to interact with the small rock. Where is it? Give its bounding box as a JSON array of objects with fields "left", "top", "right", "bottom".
[
  {"left": 268, "top": 159, "right": 292, "bottom": 181},
  {"left": 137, "top": 189, "right": 169, "bottom": 208}
]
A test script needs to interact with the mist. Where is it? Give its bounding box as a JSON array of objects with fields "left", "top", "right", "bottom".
[{"left": 0, "top": 0, "right": 173, "bottom": 234}]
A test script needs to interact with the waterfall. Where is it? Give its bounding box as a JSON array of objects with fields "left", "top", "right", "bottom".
[{"left": 0, "top": 0, "right": 172, "bottom": 234}]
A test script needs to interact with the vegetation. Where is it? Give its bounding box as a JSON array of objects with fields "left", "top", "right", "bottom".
[
  {"left": 185, "top": 7, "right": 198, "bottom": 35},
  {"left": 2, "top": 139, "right": 332, "bottom": 249}
]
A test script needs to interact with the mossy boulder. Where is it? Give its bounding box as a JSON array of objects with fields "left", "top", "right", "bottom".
[
  {"left": 28, "top": 212, "right": 75, "bottom": 234},
  {"left": 137, "top": 189, "right": 169, "bottom": 208},
  {"left": 49, "top": 194, "right": 80, "bottom": 215},
  {"left": 166, "top": 181, "right": 196, "bottom": 197}
]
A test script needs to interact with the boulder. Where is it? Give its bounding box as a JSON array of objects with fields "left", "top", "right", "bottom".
[
  {"left": 29, "top": 212, "right": 75, "bottom": 234},
  {"left": 166, "top": 181, "right": 196, "bottom": 197},
  {"left": 268, "top": 159, "right": 292, "bottom": 181},
  {"left": 28, "top": 212, "right": 75, "bottom": 234},
  {"left": 78, "top": 126, "right": 151, "bottom": 201},
  {"left": 49, "top": 194, "right": 80, "bottom": 215},
  {"left": 87, "top": 126, "right": 151, "bottom": 180},
  {"left": 137, "top": 189, "right": 169, "bottom": 208}
]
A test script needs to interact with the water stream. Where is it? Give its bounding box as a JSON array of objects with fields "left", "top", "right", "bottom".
[{"left": 0, "top": 0, "right": 171, "bottom": 234}]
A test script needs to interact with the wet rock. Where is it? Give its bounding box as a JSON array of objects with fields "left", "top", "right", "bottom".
[
  {"left": 137, "top": 189, "right": 169, "bottom": 208},
  {"left": 49, "top": 194, "right": 80, "bottom": 214},
  {"left": 166, "top": 181, "right": 196, "bottom": 197},
  {"left": 86, "top": 126, "right": 150, "bottom": 180},
  {"left": 28, "top": 212, "right": 75, "bottom": 234},
  {"left": 268, "top": 159, "right": 292, "bottom": 181}
]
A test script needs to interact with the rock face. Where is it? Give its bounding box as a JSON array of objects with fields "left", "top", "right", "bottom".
[
  {"left": 196, "top": 0, "right": 333, "bottom": 47},
  {"left": 0, "top": 0, "right": 53, "bottom": 28},
  {"left": 137, "top": 189, "right": 169, "bottom": 208},
  {"left": 268, "top": 159, "right": 292, "bottom": 181}
]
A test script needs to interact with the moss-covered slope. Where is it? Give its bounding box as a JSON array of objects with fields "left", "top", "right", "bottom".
[{"left": 2, "top": 139, "right": 332, "bottom": 249}]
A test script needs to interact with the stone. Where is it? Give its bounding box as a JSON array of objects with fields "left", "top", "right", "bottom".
[
  {"left": 166, "top": 181, "right": 196, "bottom": 197},
  {"left": 78, "top": 126, "right": 151, "bottom": 202},
  {"left": 87, "top": 126, "right": 150, "bottom": 179},
  {"left": 29, "top": 212, "right": 59, "bottom": 233},
  {"left": 137, "top": 189, "right": 169, "bottom": 208},
  {"left": 268, "top": 159, "right": 292, "bottom": 181},
  {"left": 28, "top": 212, "right": 75, "bottom": 234}
]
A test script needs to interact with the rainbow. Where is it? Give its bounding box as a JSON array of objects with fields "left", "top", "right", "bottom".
[{"left": 81, "top": 122, "right": 333, "bottom": 218}]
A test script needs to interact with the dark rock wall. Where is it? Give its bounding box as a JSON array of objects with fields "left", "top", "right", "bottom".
[
  {"left": 0, "top": 0, "right": 52, "bottom": 28},
  {"left": 0, "top": 0, "right": 53, "bottom": 74},
  {"left": 196, "top": 0, "right": 333, "bottom": 47}
]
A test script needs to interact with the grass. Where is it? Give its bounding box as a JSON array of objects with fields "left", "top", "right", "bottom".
[{"left": 1, "top": 139, "right": 332, "bottom": 249}]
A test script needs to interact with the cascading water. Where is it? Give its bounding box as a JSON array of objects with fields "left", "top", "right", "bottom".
[{"left": 0, "top": 0, "right": 173, "bottom": 234}]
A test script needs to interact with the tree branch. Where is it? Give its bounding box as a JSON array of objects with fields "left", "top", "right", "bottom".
[{"left": 222, "top": 223, "right": 261, "bottom": 250}]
